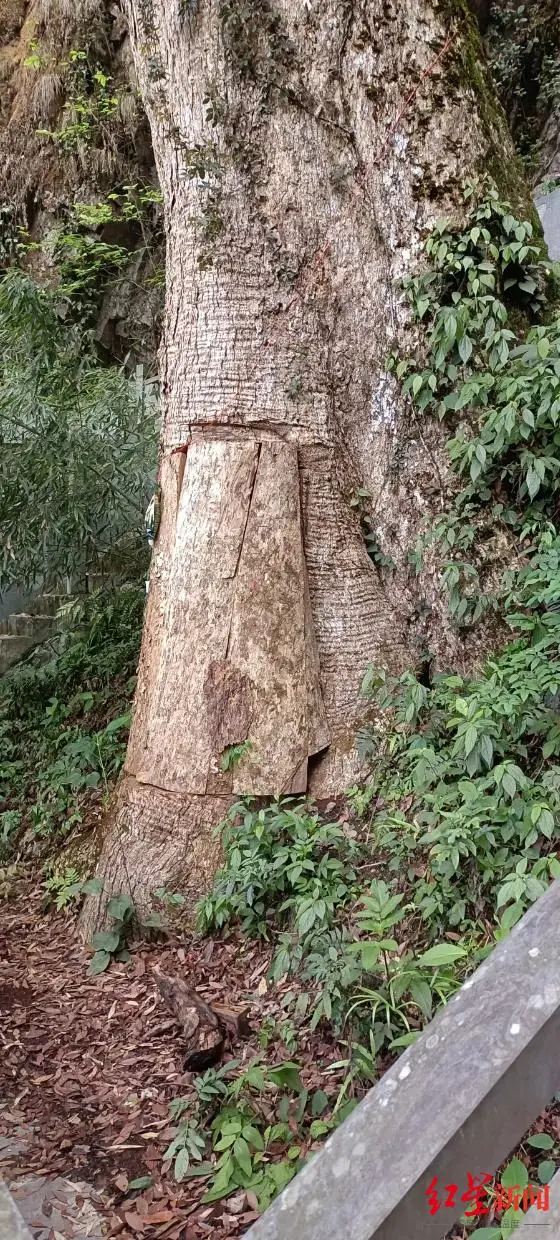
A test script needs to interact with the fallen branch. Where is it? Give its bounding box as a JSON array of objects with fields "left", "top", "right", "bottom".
[{"left": 153, "top": 967, "right": 250, "bottom": 1069}]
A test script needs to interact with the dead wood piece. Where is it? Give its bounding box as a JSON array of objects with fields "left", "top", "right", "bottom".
[
  {"left": 154, "top": 967, "right": 224, "bottom": 1069},
  {"left": 212, "top": 1003, "right": 251, "bottom": 1039}
]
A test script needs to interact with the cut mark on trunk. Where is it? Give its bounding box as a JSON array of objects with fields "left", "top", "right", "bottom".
[
  {"left": 224, "top": 442, "right": 261, "bottom": 589},
  {"left": 127, "top": 437, "right": 329, "bottom": 797},
  {"left": 173, "top": 443, "right": 188, "bottom": 499},
  {"left": 172, "top": 421, "right": 328, "bottom": 446}
]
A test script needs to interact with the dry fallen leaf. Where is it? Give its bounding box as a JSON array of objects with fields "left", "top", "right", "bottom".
[
  {"left": 226, "top": 1193, "right": 246, "bottom": 1215},
  {"left": 124, "top": 1211, "right": 146, "bottom": 1233}
]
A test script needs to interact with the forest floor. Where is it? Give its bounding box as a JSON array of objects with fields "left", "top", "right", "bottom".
[
  {"left": 2, "top": 872, "right": 560, "bottom": 1240},
  {"left": 0, "top": 871, "right": 348, "bottom": 1240}
]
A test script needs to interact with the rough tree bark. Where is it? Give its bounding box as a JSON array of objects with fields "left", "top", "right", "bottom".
[{"left": 83, "top": 0, "right": 524, "bottom": 928}]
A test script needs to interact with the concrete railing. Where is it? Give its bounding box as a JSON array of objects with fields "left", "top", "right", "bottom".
[
  {"left": 0, "top": 1185, "right": 32, "bottom": 1240},
  {"left": 246, "top": 877, "right": 560, "bottom": 1240}
]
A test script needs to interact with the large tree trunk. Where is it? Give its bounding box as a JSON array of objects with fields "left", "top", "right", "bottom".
[{"left": 83, "top": 0, "right": 521, "bottom": 928}]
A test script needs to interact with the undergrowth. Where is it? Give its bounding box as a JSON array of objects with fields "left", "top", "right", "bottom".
[
  {"left": 162, "top": 1058, "right": 338, "bottom": 1209},
  {"left": 0, "top": 586, "right": 144, "bottom": 849}
]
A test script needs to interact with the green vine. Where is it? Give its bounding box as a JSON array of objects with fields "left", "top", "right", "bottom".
[
  {"left": 390, "top": 177, "right": 557, "bottom": 628},
  {"left": 218, "top": 0, "right": 293, "bottom": 86}
]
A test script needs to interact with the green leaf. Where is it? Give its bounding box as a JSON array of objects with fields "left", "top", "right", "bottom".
[
  {"left": 356, "top": 942, "right": 382, "bottom": 970},
  {"left": 311, "top": 1090, "right": 329, "bottom": 1117},
  {"left": 233, "top": 1137, "right": 253, "bottom": 1177},
  {"left": 182, "top": 1162, "right": 214, "bottom": 1178},
  {"left": 81, "top": 877, "right": 104, "bottom": 895},
  {"left": 538, "top": 1159, "right": 556, "bottom": 1184},
  {"left": 241, "top": 1124, "right": 265, "bottom": 1150},
  {"left": 174, "top": 1147, "right": 191, "bottom": 1181},
  {"left": 87, "top": 949, "right": 111, "bottom": 975},
  {"left": 245, "top": 1066, "right": 266, "bottom": 1090},
  {"left": 464, "top": 726, "right": 478, "bottom": 756},
  {"left": 91, "top": 930, "right": 120, "bottom": 953},
  {"left": 214, "top": 1132, "right": 238, "bottom": 1151},
  {"left": 496, "top": 875, "right": 519, "bottom": 908},
  {"left": 107, "top": 893, "right": 134, "bottom": 921},
  {"left": 468, "top": 1230, "right": 501, "bottom": 1239},
  {"left": 408, "top": 978, "right": 433, "bottom": 1020},
  {"left": 500, "top": 902, "right": 524, "bottom": 931},
  {"left": 128, "top": 1176, "right": 153, "bottom": 1190},
  {"left": 415, "top": 944, "right": 467, "bottom": 967},
  {"left": 201, "top": 1153, "right": 235, "bottom": 1202},
  {"left": 527, "top": 1133, "right": 554, "bottom": 1150},
  {"left": 480, "top": 733, "right": 494, "bottom": 768},
  {"left": 267, "top": 1063, "right": 303, "bottom": 1092},
  {"left": 526, "top": 466, "right": 542, "bottom": 500},
  {"left": 389, "top": 1031, "right": 420, "bottom": 1049},
  {"left": 104, "top": 713, "right": 131, "bottom": 734},
  {"left": 501, "top": 1157, "right": 529, "bottom": 1188}
]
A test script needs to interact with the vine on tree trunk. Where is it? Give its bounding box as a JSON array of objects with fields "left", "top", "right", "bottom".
[{"left": 389, "top": 175, "right": 556, "bottom": 628}]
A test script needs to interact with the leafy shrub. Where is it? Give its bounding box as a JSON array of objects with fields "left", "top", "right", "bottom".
[
  {"left": 358, "top": 643, "right": 560, "bottom": 940},
  {"left": 36, "top": 51, "right": 124, "bottom": 152},
  {"left": 356, "top": 181, "right": 560, "bottom": 947},
  {"left": 42, "top": 865, "right": 102, "bottom": 912},
  {"left": 30, "top": 711, "right": 131, "bottom": 837},
  {"left": 88, "top": 890, "right": 162, "bottom": 974},
  {"left": 197, "top": 799, "right": 361, "bottom": 940},
  {"left": 0, "top": 810, "right": 21, "bottom": 860},
  {"left": 198, "top": 802, "right": 475, "bottom": 1045},
  {"left": 164, "top": 1058, "right": 339, "bottom": 1210}
]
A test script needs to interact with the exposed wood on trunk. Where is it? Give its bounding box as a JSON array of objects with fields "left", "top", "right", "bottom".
[
  {"left": 227, "top": 440, "right": 317, "bottom": 795},
  {"left": 127, "top": 437, "right": 328, "bottom": 798},
  {"left": 127, "top": 440, "right": 260, "bottom": 793}
]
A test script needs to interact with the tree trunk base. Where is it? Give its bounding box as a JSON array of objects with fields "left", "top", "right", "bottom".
[{"left": 79, "top": 776, "right": 229, "bottom": 939}]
